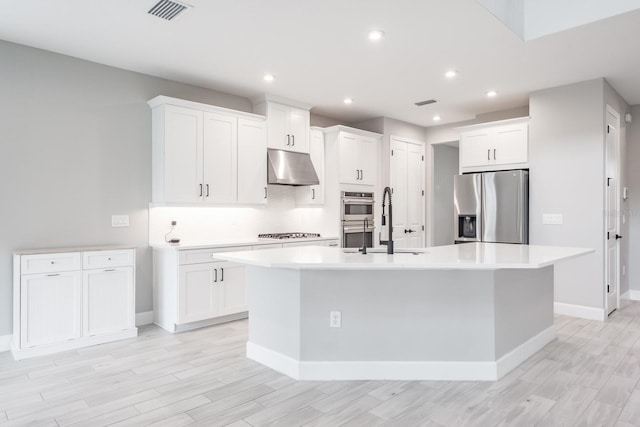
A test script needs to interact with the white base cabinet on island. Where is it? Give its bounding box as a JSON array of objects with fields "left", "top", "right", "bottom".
[{"left": 12, "top": 247, "right": 137, "bottom": 360}]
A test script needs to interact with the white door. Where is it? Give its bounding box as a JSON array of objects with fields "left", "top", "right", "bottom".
[
  {"left": 163, "top": 105, "right": 204, "bottom": 203},
  {"left": 605, "top": 109, "right": 620, "bottom": 315},
  {"left": 339, "top": 133, "right": 358, "bottom": 184},
  {"left": 178, "top": 263, "right": 218, "bottom": 324},
  {"left": 390, "top": 141, "right": 408, "bottom": 248},
  {"left": 266, "top": 103, "right": 290, "bottom": 150},
  {"left": 494, "top": 123, "right": 528, "bottom": 165},
  {"left": 288, "top": 107, "right": 309, "bottom": 153},
  {"left": 83, "top": 267, "right": 134, "bottom": 337},
  {"left": 358, "top": 136, "right": 378, "bottom": 186},
  {"left": 406, "top": 143, "right": 425, "bottom": 247},
  {"left": 21, "top": 271, "right": 82, "bottom": 348},
  {"left": 217, "top": 262, "right": 248, "bottom": 316},
  {"left": 203, "top": 112, "right": 237, "bottom": 204},
  {"left": 237, "top": 118, "right": 267, "bottom": 204},
  {"left": 459, "top": 130, "right": 492, "bottom": 168},
  {"left": 296, "top": 128, "right": 325, "bottom": 205},
  {"left": 390, "top": 137, "right": 425, "bottom": 248}
]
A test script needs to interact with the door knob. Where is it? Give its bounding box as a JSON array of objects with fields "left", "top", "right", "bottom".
[{"left": 616, "top": 234, "right": 623, "bottom": 239}]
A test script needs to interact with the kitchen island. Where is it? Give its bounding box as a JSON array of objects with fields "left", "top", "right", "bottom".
[{"left": 213, "top": 243, "right": 592, "bottom": 381}]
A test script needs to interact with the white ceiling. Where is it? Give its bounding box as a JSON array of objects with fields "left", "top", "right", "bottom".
[{"left": 1, "top": 0, "right": 639, "bottom": 127}]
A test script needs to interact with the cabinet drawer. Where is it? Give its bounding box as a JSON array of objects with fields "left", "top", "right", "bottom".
[
  {"left": 21, "top": 252, "right": 81, "bottom": 275},
  {"left": 83, "top": 250, "right": 133, "bottom": 270},
  {"left": 179, "top": 246, "right": 251, "bottom": 265}
]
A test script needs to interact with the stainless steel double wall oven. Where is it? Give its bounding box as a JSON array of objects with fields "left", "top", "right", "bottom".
[{"left": 341, "top": 191, "right": 374, "bottom": 248}]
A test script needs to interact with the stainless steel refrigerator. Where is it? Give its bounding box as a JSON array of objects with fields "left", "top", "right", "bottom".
[{"left": 453, "top": 170, "right": 528, "bottom": 244}]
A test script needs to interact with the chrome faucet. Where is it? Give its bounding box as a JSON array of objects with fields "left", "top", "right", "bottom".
[{"left": 380, "top": 186, "right": 394, "bottom": 254}]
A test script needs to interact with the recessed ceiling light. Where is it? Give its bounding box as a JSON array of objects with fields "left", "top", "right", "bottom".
[
  {"left": 486, "top": 90, "right": 498, "bottom": 98},
  {"left": 344, "top": 98, "right": 353, "bottom": 105},
  {"left": 368, "top": 29, "right": 385, "bottom": 41},
  {"left": 263, "top": 74, "right": 275, "bottom": 82},
  {"left": 444, "top": 70, "right": 457, "bottom": 79},
  {"left": 433, "top": 115, "right": 441, "bottom": 121}
]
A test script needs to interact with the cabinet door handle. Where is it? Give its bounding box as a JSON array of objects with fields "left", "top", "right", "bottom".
[
  {"left": 220, "top": 267, "right": 224, "bottom": 282},
  {"left": 104, "top": 269, "right": 116, "bottom": 272},
  {"left": 46, "top": 273, "right": 60, "bottom": 277},
  {"left": 206, "top": 184, "right": 210, "bottom": 197},
  {"left": 487, "top": 149, "right": 491, "bottom": 161},
  {"left": 199, "top": 184, "right": 203, "bottom": 197},
  {"left": 292, "top": 135, "right": 295, "bottom": 146},
  {"left": 493, "top": 149, "right": 496, "bottom": 160},
  {"left": 312, "top": 188, "right": 315, "bottom": 200},
  {"left": 287, "top": 134, "right": 291, "bottom": 146},
  {"left": 213, "top": 268, "right": 218, "bottom": 283},
  {"left": 264, "top": 187, "right": 268, "bottom": 199},
  {"left": 356, "top": 169, "right": 359, "bottom": 180},
  {"left": 360, "top": 170, "right": 364, "bottom": 181}
]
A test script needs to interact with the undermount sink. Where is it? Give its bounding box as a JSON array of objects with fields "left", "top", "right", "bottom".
[{"left": 343, "top": 248, "right": 427, "bottom": 255}]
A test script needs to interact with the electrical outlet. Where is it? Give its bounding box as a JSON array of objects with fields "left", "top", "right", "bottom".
[
  {"left": 111, "top": 215, "right": 129, "bottom": 227},
  {"left": 329, "top": 311, "right": 342, "bottom": 328},
  {"left": 542, "top": 214, "right": 563, "bottom": 225}
]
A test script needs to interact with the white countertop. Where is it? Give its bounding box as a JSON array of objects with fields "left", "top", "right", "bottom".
[
  {"left": 151, "top": 236, "right": 339, "bottom": 250},
  {"left": 212, "top": 243, "right": 593, "bottom": 270},
  {"left": 14, "top": 245, "right": 136, "bottom": 255}
]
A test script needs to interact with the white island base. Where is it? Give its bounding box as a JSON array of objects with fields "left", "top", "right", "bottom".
[
  {"left": 213, "top": 243, "right": 592, "bottom": 381},
  {"left": 246, "top": 266, "right": 554, "bottom": 381}
]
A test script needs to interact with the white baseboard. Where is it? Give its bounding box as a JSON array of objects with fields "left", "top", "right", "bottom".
[
  {"left": 247, "top": 326, "right": 556, "bottom": 382},
  {"left": 135, "top": 311, "right": 154, "bottom": 326},
  {"left": 11, "top": 328, "right": 138, "bottom": 360},
  {"left": 622, "top": 290, "right": 640, "bottom": 301},
  {"left": 554, "top": 302, "right": 606, "bottom": 321},
  {"left": 0, "top": 335, "right": 12, "bottom": 353},
  {"left": 496, "top": 326, "right": 556, "bottom": 379}
]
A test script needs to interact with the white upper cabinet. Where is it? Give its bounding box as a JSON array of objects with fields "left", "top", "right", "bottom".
[
  {"left": 324, "top": 126, "right": 381, "bottom": 187},
  {"left": 253, "top": 98, "right": 311, "bottom": 153},
  {"left": 149, "top": 96, "right": 267, "bottom": 205},
  {"left": 237, "top": 118, "right": 268, "bottom": 204},
  {"left": 202, "top": 112, "right": 237, "bottom": 204},
  {"left": 160, "top": 105, "right": 204, "bottom": 203},
  {"left": 296, "top": 127, "right": 325, "bottom": 205},
  {"left": 457, "top": 117, "right": 529, "bottom": 173},
  {"left": 337, "top": 132, "right": 378, "bottom": 185}
]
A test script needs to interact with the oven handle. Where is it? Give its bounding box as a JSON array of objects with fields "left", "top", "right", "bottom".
[
  {"left": 342, "top": 198, "right": 375, "bottom": 205},
  {"left": 343, "top": 226, "right": 375, "bottom": 232}
]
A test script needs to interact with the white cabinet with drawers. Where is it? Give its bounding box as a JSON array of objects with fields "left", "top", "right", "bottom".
[
  {"left": 154, "top": 245, "right": 250, "bottom": 332},
  {"left": 12, "top": 247, "right": 136, "bottom": 360}
]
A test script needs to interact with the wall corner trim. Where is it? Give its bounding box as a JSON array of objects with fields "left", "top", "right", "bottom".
[
  {"left": 554, "top": 302, "right": 606, "bottom": 321},
  {"left": 135, "top": 311, "right": 154, "bottom": 327}
]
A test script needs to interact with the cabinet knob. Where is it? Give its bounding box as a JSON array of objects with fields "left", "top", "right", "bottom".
[
  {"left": 108, "top": 257, "right": 112, "bottom": 261},
  {"left": 51, "top": 261, "right": 54, "bottom": 264}
]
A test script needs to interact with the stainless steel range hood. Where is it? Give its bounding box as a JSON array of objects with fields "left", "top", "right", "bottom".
[{"left": 267, "top": 149, "right": 319, "bottom": 186}]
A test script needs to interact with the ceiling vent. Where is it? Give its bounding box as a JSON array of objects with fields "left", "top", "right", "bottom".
[
  {"left": 148, "top": 0, "right": 192, "bottom": 21},
  {"left": 414, "top": 99, "right": 437, "bottom": 107}
]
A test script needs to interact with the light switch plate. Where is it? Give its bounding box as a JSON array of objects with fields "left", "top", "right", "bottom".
[
  {"left": 542, "top": 214, "right": 563, "bottom": 225},
  {"left": 111, "top": 215, "right": 130, "bottom": 227}
]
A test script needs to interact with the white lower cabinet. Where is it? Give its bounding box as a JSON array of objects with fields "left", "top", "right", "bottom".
[
  {"left": 20, "top": 271, "right": 82, "bottom": 348},
  {"left": 154, "top": 246, "right": 249, "bottom": 333},
  {"left": 83, "top": 266, "right": 134, "bottom": 337},
  {"left": 13, "top": 247, "right": 137, "bottom": 360}
]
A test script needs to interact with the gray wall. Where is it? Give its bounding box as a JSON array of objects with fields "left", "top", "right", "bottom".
[
  {"left": 433, "top": 145, "right": 459, "bottom": 246},
  {"left": 528, "top": 78, "right": 629, "bottom": 310},
  {"left": 0, "top": 40, "right": 252, "bottom": 336},
  {"left": 627, "top": 104, "right": 640, "bottom": 294}
]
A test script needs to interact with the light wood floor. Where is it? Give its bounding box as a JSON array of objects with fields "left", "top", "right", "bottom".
[{"left": 2, "top": 301, "right": 640, "bottom": 426}]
